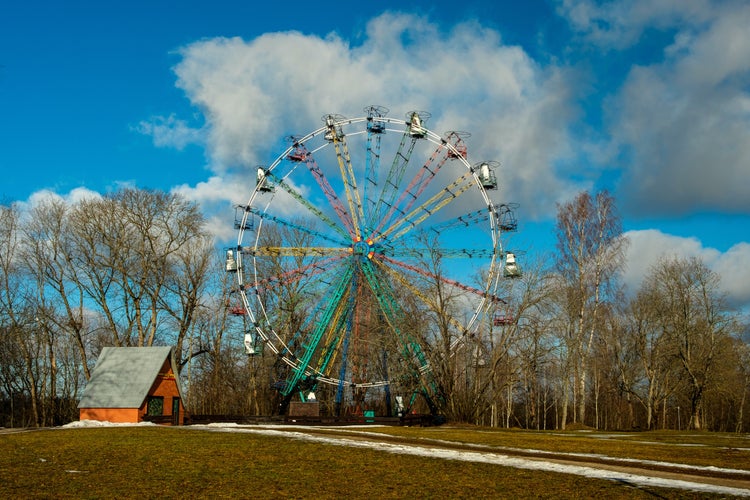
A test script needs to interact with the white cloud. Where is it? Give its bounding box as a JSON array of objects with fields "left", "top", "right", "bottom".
[
  {"left": 170, "top": 13, "right": 584, "bottom": 219},
  {"left": 171, "top": 175, "right": 246, "bottom": 206},
  {"left": 553, "top": 0, "right": 750, "bottom": 311},
  {"left": 171, "top": 175, "right": 253, "bottom": 242},
  {"left": 711, "top": 242, "right": 750, "bottom": 308},
  {"left": 25, "top": 187, "right": 102, "bottom": 209},
  {"left": 12, "top": 188, "right": 103, "bottom": 231},
  {"left": 556, "top": 0, "right": 714, "bottom": 49},
  {"left": 134, "top": 114, "right": 203, "bottom": 150},
  {"left": 623, "top": 229, "right": 750, "bottom": 309},
  {"left": 554, "top": 1, "right": 750, "bottom": 216}
]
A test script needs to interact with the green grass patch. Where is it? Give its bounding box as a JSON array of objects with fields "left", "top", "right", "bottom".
[{"left": 0, "top": 426, "right": 741, "bottom": 499}]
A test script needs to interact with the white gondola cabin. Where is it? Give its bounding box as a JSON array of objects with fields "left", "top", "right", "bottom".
[
  {"left": 244, "top": 332, "right": 262, "bottom": 356},
  {"left": 225, "top": 250, "right": 238, "bottom": 273},
  {"left": 256, "top": 168, "right": 274, "bottom": 192},
  {"left": 323, "top": 114, "right": 343, "bottom": 142},
  {"left": 407, "top": 112, "right": 426, "bottom": 138},
  {"left": 478, "top": 162, "right": 498, "bottom": 189},
  {"left": 503, "top": 252, "right": 521, "bottom": 278}
]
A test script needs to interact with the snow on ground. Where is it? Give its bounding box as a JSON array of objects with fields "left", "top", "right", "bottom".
[
  {"left": 60, "top": 421, "right": 750, "bottom": 497},
  {"left": 197, "top": 423, "right": 750, "bottom": 497},
  {"left": 62, "top": 420, "right": 157, "bottom": 428},
  {"left": 424, "top": 436, "right": 749, "bottom": 476}
]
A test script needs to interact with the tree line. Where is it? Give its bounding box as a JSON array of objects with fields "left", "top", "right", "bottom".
[{"left": 1, "top": 188, "right": 747, "bottom": 430}]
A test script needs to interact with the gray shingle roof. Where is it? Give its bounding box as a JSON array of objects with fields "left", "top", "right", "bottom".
[{"left": 78, "top": 346, "right": 178, "bottom": 409}]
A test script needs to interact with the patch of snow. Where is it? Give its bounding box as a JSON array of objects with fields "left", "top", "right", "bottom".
[
  {"left": 191, "top": 424, "right": 750, "bottom": 497},
  {"left": 62, "top": 420, "right": 157, "bottom": 428},
  {"left": 54, "top": 422, "right": 750, "bottom": 497},
  {"left": 346, "top": 433, "right": 750, "bottom": 477}
]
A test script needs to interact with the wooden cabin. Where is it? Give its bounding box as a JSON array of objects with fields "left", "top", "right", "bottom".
[{"left": 78, "top": 346, "right": 185, "bottom": 425}]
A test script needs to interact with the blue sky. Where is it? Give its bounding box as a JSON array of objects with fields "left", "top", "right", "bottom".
[{"left": 2, "top": 0, "right": 749, "bottom": 310}]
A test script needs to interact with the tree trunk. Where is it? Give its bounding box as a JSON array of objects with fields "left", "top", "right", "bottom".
[
  {"left": 577, "top": 363, "right": 587, "bottom": 424},
  {"left": 560, "top": 377, "right": 570, "bottom": 430},
  {"left": 690, "top": 392, "right": 702, "bottom": 430}
]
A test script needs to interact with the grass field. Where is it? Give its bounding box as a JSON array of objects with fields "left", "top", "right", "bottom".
[{"left": 1, "top": 424, "right": 748, "bottom": 499}]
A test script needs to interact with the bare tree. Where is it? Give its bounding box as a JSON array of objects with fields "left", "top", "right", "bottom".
[
  {"left": 645, "top": 256, "right": 739, "bottom": 430},
  {"left": 22, "top": 197, "right": 94, "bottom": 385},
  {"left": 614, "top": 287, "right": 683, "bottom": 429},
  {"left": 733, "top": 338, "right": 750, "bottom": 432},
  {"left": 65, "top": 188, "right": 211, "bottom": 351},
  {"left": 554, "top": 190, "right": 627, "bottom": 427},
  {"left": 0, "top": 204, "right": 44, "bottom": 425},
  {"left": 513, "top": 260, "right": 557, "bottom": 429}
]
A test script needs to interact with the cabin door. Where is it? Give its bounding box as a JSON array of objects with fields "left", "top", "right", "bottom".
[{"left": 172, "top": 397, "right": 180, "bottom": 425}]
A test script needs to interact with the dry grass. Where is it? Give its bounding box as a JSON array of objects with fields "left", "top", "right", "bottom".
[
  {"left": 0, "top": 426, "right": 743, "bottom": 499},
  {"left": 363, "top": 425, "right": 750, "bottom": 470}
]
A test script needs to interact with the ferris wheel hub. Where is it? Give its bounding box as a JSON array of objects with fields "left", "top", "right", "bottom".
[{"left": 352, "top": 238, "right": 375, "bottom": 259}]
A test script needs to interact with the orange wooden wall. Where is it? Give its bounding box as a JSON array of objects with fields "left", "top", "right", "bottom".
[
  {"left": 141, "top": 359, "right": 185, "bottom": 425},
  {"left": 79, "top": 407, "right": 140, "bottom": 423}
]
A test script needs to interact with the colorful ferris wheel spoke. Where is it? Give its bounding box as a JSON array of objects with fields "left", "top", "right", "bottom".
[
  {"left": 245, "top": 246, "right": 350, "bottom": 257},
  {"left": 326, "top": 121, "right": 365, "bottom": 240},
  {"left": 372, "top": 256, "right": 494, "bottom": 350},
  {"left": 363, "top": 106, "right": 387, "bottom": 233},
  {"left": 416, "top": 208, "right": 493, "bottom": 235},
  {"left": 369, "top": 129, "right": 418, "bottom": 230},
  {"left": 373, "top": 130, "right": 470, "bottom": 235},
  {"left": 286, "top": 141, "right": 358, "bottom": 238},
  {"left": 244, "top": 205, "right": 349, "bottom": 247},
  {"left": 358, "top": 259, "right": 434, "bottom": 388},
  {"left": 248, "top": 254, "right": 347, "bottom": 293},
  {"left": 373, "top": 171, "right": 476, "bottom": 244},
  {"left": 280, "top": 264, "right": 355, "bottom": 397},
  {"left": 369, "top": 138, "right": 448, "bottom": 238},
  {"left": 265, "top": 170, "right": 353, "bottom": 240},
  {"left": 377, "top": 254, "right": 501, "bottom": 303},
  {"left": 372, "top": 259, "right": 475, "bottom": 338},
  {"left": 315, "top": 275, "right": 359, "bottom": 379}
]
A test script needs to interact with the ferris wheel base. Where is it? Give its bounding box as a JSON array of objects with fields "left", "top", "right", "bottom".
[
  {"left": 282, "top": 395, "right": 444, "bottom": 426},
  {"left": 282, "top": 413, "right": 445, "bottom": 427}
]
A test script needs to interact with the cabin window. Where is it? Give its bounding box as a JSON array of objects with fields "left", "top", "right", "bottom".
[{"left": 146, "top": 396, "right": 164, "bottom": 416}]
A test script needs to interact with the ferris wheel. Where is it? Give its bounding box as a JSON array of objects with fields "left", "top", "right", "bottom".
[{"left": 227, "top": 106, "right": 519, "bottom": 416}]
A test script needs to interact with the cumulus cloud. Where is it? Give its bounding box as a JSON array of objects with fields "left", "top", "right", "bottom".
[
  {"left": 623, "top": 229, "right": 750, "bottom": 309},
  {"left": 710, "top": 242, "right": 750, "bottom": 308},
  {"left": 171, "top": 175, "right": 246, "bottom": 206},
  {"left": 171, "top": 175, "right": 250, "bottom": 241},
  {"left": 24, "top": 187, "right": 102, "bottom": 209},
  {"left": 611, "top": 2, "right": 750, "bottom": 215},
  {"left": 12, "top": 187, "right": 102, "bottom": 228},
  {"left": 556, "top": 0, "right": 750, "bottom": 216},
  {"left": 167, "top": 12, "right": 584, "bottom": 219},
  {"left": 556, "top": 0, "right": 714, "bottom": 49}
]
